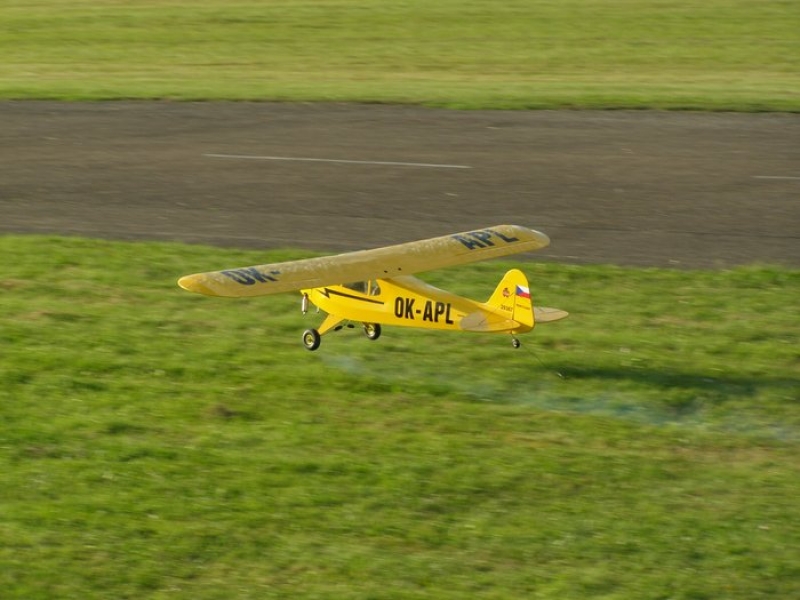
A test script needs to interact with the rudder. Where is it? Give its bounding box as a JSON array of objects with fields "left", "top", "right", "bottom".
[{"left": 483, "top": 269, "right": 534, "bottom": 331}]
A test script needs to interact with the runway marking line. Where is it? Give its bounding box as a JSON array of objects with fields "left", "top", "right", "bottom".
[
  {"left": 203, "top": 153, "right": 472, "bottom": 169},
  {"left": 752, "top": 175, "right": 800, "bottom": 180}
]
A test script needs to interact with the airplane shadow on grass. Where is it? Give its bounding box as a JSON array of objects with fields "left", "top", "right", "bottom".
[{"left": 518, "top": 362, "right": 800, "bottom": 437}]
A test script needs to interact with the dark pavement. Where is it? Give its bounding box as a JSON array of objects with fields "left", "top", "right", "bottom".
[{"left": 2, "top": 101, "right": 798, "bottom": 268}]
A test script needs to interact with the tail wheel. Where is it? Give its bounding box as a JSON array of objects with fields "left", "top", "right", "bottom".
[
  {"left": 363, "top": 323, "right": 382, "bottom": 341},
  {"left": 511, "top": 337, "right": 521, "bottom": 349},
  {"left": 302, "top": 328, "right": 321, "bottom": 351}
]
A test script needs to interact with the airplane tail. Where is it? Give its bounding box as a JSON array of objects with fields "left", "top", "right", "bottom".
[
  {"left": 461, "top": 269, "right": 567, "bottom": 333},
  {"left": 484, "top": 268, "right": 535, "bottom": 330},
  {"left": 459, "top": 268, "right": 534, "bottom": 332}
]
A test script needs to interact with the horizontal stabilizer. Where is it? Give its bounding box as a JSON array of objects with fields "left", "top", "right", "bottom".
[
  {"left": 534, "top": 306, "right": 569, "bottom": 322},
  {"left": 460, "top": 312, "right": 519, "bottom": 333}
]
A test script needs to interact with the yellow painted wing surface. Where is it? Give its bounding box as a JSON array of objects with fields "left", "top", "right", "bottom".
[{"left": 178, "top": 225, "right": 549, "bottom": 297}]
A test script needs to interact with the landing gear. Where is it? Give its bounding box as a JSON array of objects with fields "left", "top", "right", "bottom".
[
  {"left": 302, "top": 328, "right": 321, "bottom": 351},
  {"left": 363, "top": 323, "right": 382, "bottom": 341},
  {"left": 511, "top": 337, "right": 521, "bottom": 349},
  {"left": 302, "top": 322, "right": 382, "bottom": 350}
]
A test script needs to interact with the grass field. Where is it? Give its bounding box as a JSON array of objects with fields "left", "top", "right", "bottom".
[
  {"left": 2, "top": 0, "right": 798, "bottom": 596},
  {"left": 1, "top": 0, "right": 798, "bottom": 110},
  {"left": 1, "top": 236, "right": 798, "bottom": 599}
]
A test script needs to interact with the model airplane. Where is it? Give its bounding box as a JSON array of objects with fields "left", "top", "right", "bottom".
[{"left": 178, "top": 224, "right": 567, "bottom": 351}]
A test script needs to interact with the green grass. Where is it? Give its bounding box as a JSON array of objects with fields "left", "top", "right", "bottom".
[
  {"left": 1, "top": 235, "right": 799, "bottom": 599},
  {"left": 1, "top": 0, "right": 798, "bottom": 110}
]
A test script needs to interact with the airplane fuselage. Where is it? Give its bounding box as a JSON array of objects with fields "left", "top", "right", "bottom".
[{"left": 303, "top": 276, "right": 483, "bottom": 332}]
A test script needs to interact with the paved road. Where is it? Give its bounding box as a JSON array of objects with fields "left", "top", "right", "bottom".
[{"left": 1, "top": 102, "right": 798, "bottom": 268}]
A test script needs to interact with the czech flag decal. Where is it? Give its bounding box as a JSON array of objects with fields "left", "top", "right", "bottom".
[{"left": 515, "top": 285, "right": 531, "bottom": 299}]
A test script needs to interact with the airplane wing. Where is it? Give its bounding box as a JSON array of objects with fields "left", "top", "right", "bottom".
[{"left": 178, "top": 224, "right": 550, "bottom": 297}]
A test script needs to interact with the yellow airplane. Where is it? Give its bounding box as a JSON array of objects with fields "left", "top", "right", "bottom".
[{"left": 178, "top": 224, "right": 568, "bottom": 351}]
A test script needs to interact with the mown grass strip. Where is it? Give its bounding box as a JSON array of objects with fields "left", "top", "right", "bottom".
[{"left": 0, "top": 0, "right": 798, "bottom": 110}]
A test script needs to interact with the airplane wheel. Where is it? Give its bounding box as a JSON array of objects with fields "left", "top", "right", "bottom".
[
  {"left": 511, "top": 338, "right": 521, "bottom": 349},
  {"left": 363, "top": 323, "right": 382, "bottom": 340},
  {"left": 302, "top": 329, "right": 321, "bottom": 351}
]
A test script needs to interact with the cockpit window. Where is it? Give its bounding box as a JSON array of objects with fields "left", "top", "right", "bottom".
[
  {"left": 343, "top": 281, "right": 368, "bottom": 294},
  {"left": 343, "top": 281, "right": 381, "bottom": 296}
]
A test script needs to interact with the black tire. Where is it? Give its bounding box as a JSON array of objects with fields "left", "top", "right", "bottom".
[
  {"left": 511, "top": 337, "right": 521, "bottom": 349},
  {"left": 302, "top": 328, "right": 321, "bottom": 351},
  {"left": 363, "top": 323, "right": 382, "bottom": 340}
]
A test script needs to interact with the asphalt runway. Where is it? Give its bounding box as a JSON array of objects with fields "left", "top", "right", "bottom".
[{"left": 1, "top": 101, "right": 798, "bottom": 268}]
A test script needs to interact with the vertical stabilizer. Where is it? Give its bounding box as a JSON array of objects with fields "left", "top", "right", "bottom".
[{"left": 483, "top": 269, "right": 534, "bottom": 331}]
